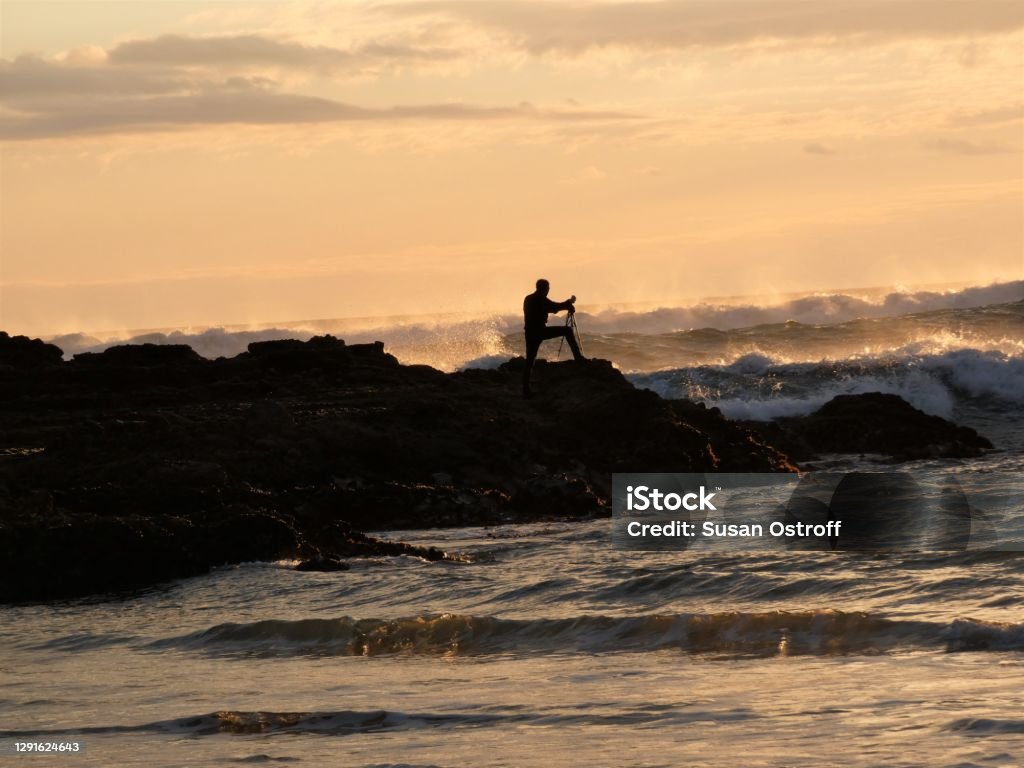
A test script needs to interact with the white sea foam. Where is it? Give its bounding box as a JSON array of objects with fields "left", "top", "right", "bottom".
[
  {"left": 724, "top": 352, "right": 777, "bottom": 375},
  {"left": 706, "top": 372, "right": 958, "bottom": 421},
  {"left": 458, "top": 354, "right": 511, "bottom": 371},
  {"left": 629, "top": 348, "right": 1023, "bottom": 421},
  {"left": 923, "top": 348, "right": 1024, "bottom": 404}
]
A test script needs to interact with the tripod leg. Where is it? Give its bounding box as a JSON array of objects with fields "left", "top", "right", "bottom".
[
  {"left": 556, "top": 314, "right": 571, "bottom": 360},
  {"left": 571, "top": 315, "right": 585, "bottom": 357}
]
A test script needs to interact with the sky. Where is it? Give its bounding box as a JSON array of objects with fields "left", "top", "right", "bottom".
[{"left": 1, "top": 0, "right": 1022, "bottom": 336}]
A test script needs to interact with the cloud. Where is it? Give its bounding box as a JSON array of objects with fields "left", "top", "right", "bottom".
[
  {"left": 563, "top": 165, "right": 608, "bottom": 184},
  {"left": 947, "top": 103, "right": 1024, "bottom": 126},
  {"left": 0, "top": 55, "right": 186, "bottom": 100},
  {"left": 803, "top": 142, "right": 835, "bottom": 155},
  {"left": 924, "top": 137, "right": 1016, "bottom": 155},
  {"left": 107, "top": 33, "right": 459, "bottom": 73},
  {"left": 0, "top": 35, "right": 637, "bottom": 140},
  {"left": 381, "top": 0, "right": 1024, "bottom": 55},
  {"left": 0, "top": 60, "right": 636, "bottom": 140}
]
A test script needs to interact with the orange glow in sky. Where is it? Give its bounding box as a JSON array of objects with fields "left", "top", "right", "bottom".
[{"left": 1, "top": 0, "right": 1021, "bottom": 335}]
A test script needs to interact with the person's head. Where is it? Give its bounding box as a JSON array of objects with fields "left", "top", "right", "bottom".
[{"left": 535, "top": 278, "right": 550, "bottom": 297}]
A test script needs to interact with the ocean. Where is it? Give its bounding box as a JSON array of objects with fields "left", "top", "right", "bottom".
[{"left": 3, "top": 280, "right": 1022, "bottom": 766}]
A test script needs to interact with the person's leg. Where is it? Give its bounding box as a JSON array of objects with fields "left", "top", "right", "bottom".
[
  {"left": 523, "top": 334, "right": 541, "bottom": 395},
  {"left": 544, "top": 326, "right": 585, "bottom": 361},
  {"left": 563, "top": 327, "right": 585, "bottom": 361}
]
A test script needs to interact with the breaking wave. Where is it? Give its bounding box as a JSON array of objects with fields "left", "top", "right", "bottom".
[
  {"left": 575, "top": 280, "right": 1024, "bottom": 335},
  {"left": 629, "top": 347, "right": 1024, "bottom": 421},
  {"left": 44, "top": 280, "right": 1022, "bottom": 373},
  {"left": 147, "top": 611, "right": 1024, "bottom": 658}
]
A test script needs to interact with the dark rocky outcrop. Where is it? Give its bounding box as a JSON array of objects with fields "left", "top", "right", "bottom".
[
  {"left": 2, "top": 333, "right": 989, "bottom": 602},
  {"left": 0, "top": 333, "right": 794, "bottom": 602},
  {"left": 72, "top": 343, "right": 203, "bottom": 368},
  {"left": 746, "top": 392, "right": 993, "bottom": 463},
  {"left": 0, "top": 331, "right": 63, "bottom": 369},
  {"left": 295, "top": 557, "right": 351, "bottom": 572}
]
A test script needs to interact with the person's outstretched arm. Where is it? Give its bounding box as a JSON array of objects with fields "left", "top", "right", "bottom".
[{"left": 545, "top": 297, "right": 576, "bottom": 313}]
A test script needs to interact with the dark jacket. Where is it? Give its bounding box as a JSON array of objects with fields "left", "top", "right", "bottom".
[{"left": 523, "top": 292, "right": 571, "bottom": 336}]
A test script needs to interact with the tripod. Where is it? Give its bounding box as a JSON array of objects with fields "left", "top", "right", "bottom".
[{"left": 556, "top": 311, "right": 585, "bottom": 360}]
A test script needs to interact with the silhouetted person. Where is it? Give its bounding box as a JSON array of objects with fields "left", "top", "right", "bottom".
[{"left": 522, "top": 278, "right": 584, "bottom": 397}]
